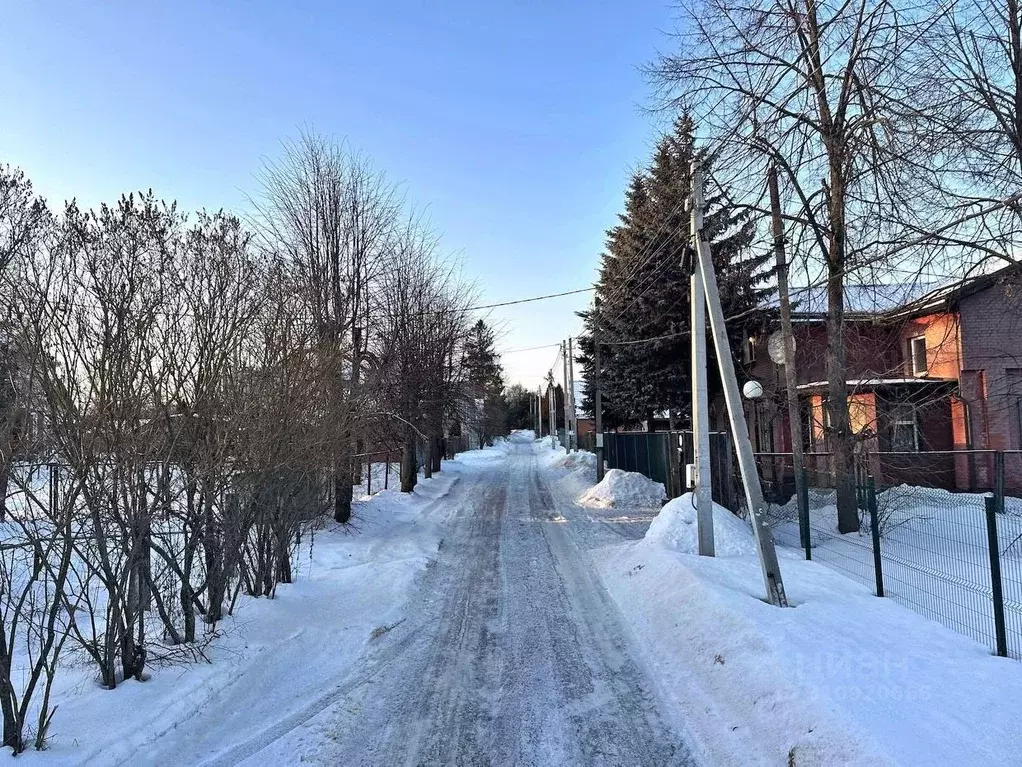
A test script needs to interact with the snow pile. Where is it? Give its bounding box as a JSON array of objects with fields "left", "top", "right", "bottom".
[
  {"left": 645, "top": 493, "right": 757, "bottom": 556},
  {"left": 598, "top": 538, "right": 1022, "bottom": 766},
  {"left": 578, "top": 468, "right": 666, "bottom": 509},
  {"left": 558, "top": 450, "right": 597, "bottom": 478}
]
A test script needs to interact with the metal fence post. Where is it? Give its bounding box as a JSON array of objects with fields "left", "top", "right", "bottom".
[
  {"left": 799, "top": 466, "right": 811, "bottom": 560},
  {"left": 995, "top": 450, "right": 1005, "bottom": 514},
  {"left": 984, "top": 494, "right": 1009, "bottom": 657},
  {"left": 867, "top": 476, "right": 885, "bottom": 597}
]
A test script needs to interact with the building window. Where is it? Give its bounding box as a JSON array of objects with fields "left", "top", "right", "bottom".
[
  {"left": 754, "top": 402, "right": 774, "bottom": 452},
  {"left": 889, "top": 403, "right": 920, "bottom": 452},
  {"left": 910, "top": 336, "right": 927, "bottom": 376},
  {"left": 744, "top": 336, "right": 757, "bottom": 364}
]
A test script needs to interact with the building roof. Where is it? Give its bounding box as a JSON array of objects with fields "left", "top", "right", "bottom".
[
  {"left": 796, "top": 377, "right": 956, "bottom": 391},
  {"left": 762, "top": 282, "right": 941, "bottom": 317},
  {"left": 760, "top": 262, "right": 1022, "bottom": 321}
]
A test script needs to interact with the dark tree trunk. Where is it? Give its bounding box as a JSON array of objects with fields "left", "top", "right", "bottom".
[
  {"left": 825, "top": 168, "right": 860, "bottom": 534},
  {"left": 0, "top": 648, "right": 23, "bottom": 751},
  {"left": 334, "top": 455, "right": 353, "bottom": 523},
  {"left": 400, "top": 435, "right": 417, "bottom": 493},
  {"left": 431, "top": 437, "right": 443, "bottom": 472}
]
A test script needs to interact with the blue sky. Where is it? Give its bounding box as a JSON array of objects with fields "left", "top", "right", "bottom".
[{"left": 0, "top": 1, "right": 677, "bottom": 386}]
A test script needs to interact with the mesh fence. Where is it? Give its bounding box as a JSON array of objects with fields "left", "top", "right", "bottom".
[{"left": 759, "top": 450, "right": 1022, "bottom": 658}]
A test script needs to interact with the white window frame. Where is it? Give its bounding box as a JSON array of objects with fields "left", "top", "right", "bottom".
[
  {"left": 910, "top": 336, "right": 928, "bottom": 376},
  {"left": 889, "top": 404, "right": 920, "bottom": 452}
]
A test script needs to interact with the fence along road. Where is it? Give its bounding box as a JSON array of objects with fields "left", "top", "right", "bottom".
[
  {"left": 759, "top": 451, "right": 1022, "bottom": 659},
  {"left": 178, "top": 434, "right": 695, "bottom": 766}
]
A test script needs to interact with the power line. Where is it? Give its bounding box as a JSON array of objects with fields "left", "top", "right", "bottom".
[
  {"left": 497, "top": 343, "right": 561, "bottom": 355},
  {"left": 470, "top": 288, "right": 593, "bottom": 312}
]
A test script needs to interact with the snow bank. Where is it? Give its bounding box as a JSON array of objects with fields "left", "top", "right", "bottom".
[
  {"left": 597, "top": 538, "right": 1022, "bottom": 766},
  {"left": 645, "top": 493, "right": 757, "bottom": 556},
  {"left": 578, "top": 468, "right": 666, "bottom": 509},
  {"left": 558, "top": 450, "right": 597, "bottom": 476},
  {"left": 28, "top": 468, "right": 462, "bottom": 764},
  {"left": 535, "top": 435, "right": 559, "bottom": 450}
]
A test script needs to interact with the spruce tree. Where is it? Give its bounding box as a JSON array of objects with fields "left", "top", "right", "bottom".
[
  {"left": 577, "top": 116, "right": 771, "bottom": 430},
  {"left": 462, "top": 320, "right": 506, "bottom": 442}
]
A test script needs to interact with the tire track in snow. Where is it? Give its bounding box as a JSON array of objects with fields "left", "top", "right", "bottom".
[{"left": 196, "top": 442, "right": 698, "bottom": 765}]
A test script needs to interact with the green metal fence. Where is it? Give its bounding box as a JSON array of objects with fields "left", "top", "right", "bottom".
[
  {"left": 579, "top": 431, "right": 735, "bottom": 508},
  {"left": 759, "top": 450, "right": 1022, "bottom": 659}
]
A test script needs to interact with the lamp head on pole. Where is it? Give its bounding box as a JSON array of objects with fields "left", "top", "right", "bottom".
[{"left": 742, "top": 379, "right": 764, "bottom": 400}]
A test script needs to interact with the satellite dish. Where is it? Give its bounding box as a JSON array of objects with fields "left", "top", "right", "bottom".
[{"left": 767, "top": 330, "right": 795, "bottom": 365}]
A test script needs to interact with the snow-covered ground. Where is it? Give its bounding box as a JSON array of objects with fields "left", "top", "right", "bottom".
[
  {"left": 22, "top": 457, "right": 468, "bottom": 765},
  {"left": 24, "top": 435, "right": 1022, "bottom": 765},
  {"left": 768, "top": 485, "right": 1022, "bottom": 657},
  {"left": 537, "top": 448, "right": 1022, "bottom": 765}
]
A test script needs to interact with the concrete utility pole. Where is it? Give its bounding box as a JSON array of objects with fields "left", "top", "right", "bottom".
[
  {"left": 548, "top": 376, "right": 556, "bottom": 444},
  {"left": 562, "top": 340, "right": 571, "bottom": 450},
  {"left": 567, "top": 337, "right": 577, "bottom": 452},
  {"left": 538, "top": 388, "right": 544, "bottom": 435},
  {"left": 534, "top": 388, "right": 541, "bottom": 435},
  {"left": 690, "top": 207, "right": 715, "bottom": 557},
  {"left": 593, "top": 301, "right": 605, "bottom": 481},
  {"left": 768, "top": 164, "right": 808, "bottom": 549},
  {"left": 691, "top": 159, "right": 787, "bottom": 607}
]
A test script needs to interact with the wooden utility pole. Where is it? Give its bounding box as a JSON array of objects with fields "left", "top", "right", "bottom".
[
  {"left": 690, "top": 201, "right": 714, "bottom": 557},
  {"left": 593, "top": 300, "right": 605, "bottom": 481},
  {"left": 567, "top": 337, "right": 577, "bottom": 452},
  {"left": 768, "top": 164, "right": 809, "bottom": 551},
  {"left": 692, "top": 159, "right": 787, "bottom": 606}
]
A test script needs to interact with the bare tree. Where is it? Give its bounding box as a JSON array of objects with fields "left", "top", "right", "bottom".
[
  {"left": 0, "top": 167, "right": 50, "bottom": 523},
  {"left": 254, "top": 131, "right": 401, "bottom": 523},
  {"left": 372, "top": 220, "right": 472, "bottom": 492},
  {"left": 0, "top": 168, "right": 74, "bottom": 752},
  {"left": 910, "top": 0, "right": 1022, "bottom": 260},
  {"left": 651, "top": 0, "right": 932, "bottom": 530},
  {"left": 26, "top": 193, "right": 181, "bottom": 688}
]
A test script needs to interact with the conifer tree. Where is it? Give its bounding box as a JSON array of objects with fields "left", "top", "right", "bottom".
[
  {"left": 577, "top": 116, "right": 771, "bottom": 429},
  {"left": 461, "top": 320, "right": 506, "bottom": 443}
]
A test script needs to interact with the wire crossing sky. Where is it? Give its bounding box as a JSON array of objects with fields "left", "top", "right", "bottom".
[{"left": 0, "top": 0, "right": 676, "bottom": 386}]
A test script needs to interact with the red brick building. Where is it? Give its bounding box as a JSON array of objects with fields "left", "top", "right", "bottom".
[{"left": 744, "top": 263, "right": 1022, "bottom": 493}]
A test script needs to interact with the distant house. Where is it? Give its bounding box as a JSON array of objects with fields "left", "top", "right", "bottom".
[
  {"left": 572, "top": 380, "right": 595, "bottom": 439},
  {"left": 743, "top": 262, "right": 1022, "bottom": 493}
]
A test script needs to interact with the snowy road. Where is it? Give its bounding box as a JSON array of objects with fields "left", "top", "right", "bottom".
[{"left": 210, "top": 437, "right": 696, "bottom": 766}]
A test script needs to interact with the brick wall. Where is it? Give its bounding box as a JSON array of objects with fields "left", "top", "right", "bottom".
[
  {"left": 959, "top": 273, "right": 1022, "bottom": 451},
  {"left": 898, "top": 313, "right": 961, "bottom": 379}
]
